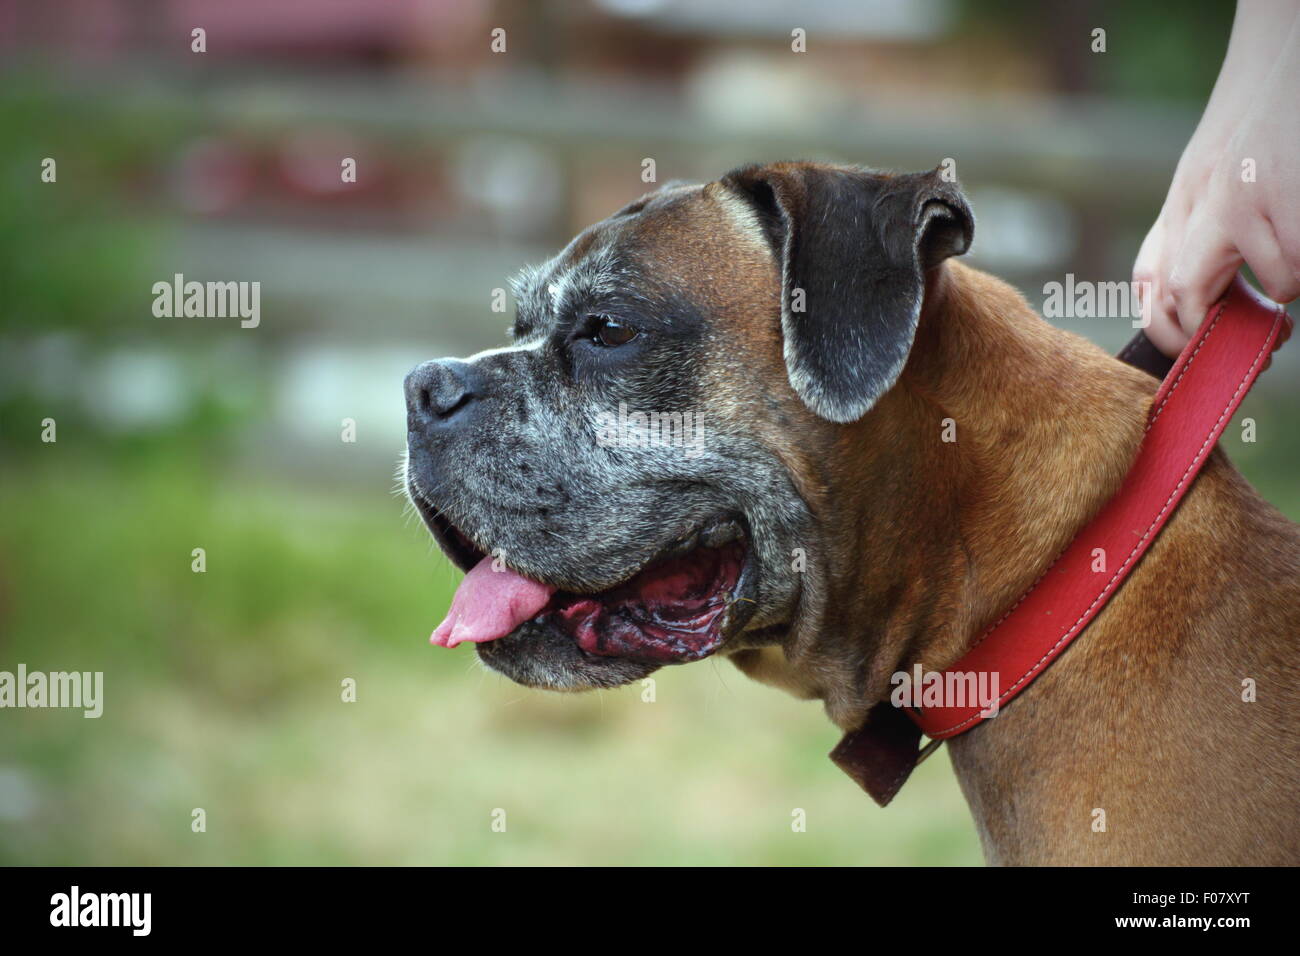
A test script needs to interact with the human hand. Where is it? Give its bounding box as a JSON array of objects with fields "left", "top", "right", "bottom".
[{"left": 1133, "top": 2, "right": 1300, "bottom": 357}]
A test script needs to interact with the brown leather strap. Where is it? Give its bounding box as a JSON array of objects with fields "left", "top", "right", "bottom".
[{"left": 1117, "top": 329, "right": 1175, "bottom": 379}]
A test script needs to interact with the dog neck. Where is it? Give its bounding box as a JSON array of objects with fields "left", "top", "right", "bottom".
[
  {"left": 785, "top": 260, "right": 1156, "bottom": 731},
  {"left": 733, "top": 261, "right": 1300, "bottom": 864}
]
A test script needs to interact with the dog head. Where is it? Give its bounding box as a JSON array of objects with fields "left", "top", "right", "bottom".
[{"left": 403, "top": 161, "right": 972, "bottom": 691}]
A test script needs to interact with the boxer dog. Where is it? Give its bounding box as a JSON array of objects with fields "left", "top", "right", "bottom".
[{"left": 402, "top": 162, "right": 1299, "bottom": 865}]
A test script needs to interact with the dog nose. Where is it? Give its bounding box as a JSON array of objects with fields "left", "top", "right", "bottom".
[{"left": 405, "top": 359, "right": 482, "bottom": 428}]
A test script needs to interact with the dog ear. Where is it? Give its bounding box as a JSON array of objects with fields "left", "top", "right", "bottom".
[{"left": 720, "top": 163, "right": 973, "bottom": 423}]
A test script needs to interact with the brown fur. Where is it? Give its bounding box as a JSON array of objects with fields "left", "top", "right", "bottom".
[
  {"left": 516, "top": 168, "right": 1299, "bottom": 864},
  {"left": 689, "top": 184, "right": 1300, "bottom": 863}
]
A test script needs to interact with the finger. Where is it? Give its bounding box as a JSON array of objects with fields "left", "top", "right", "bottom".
[
  {"left": 1132, "top": 218, "right": 1169, "bottom": 339},
  {"left": 1133, "top": 219, "right": 1189, "bottom": 356},
  {"left": 1132, "top": 217, "right": 1164, "bottom": 286},
  {"left": 1142, "top": 268, "right": 1191, "bottom": 358},
  {"left": 1146, "top": 196, "right": 1213, "bottom": 355},
  {"left": 1236, "top": 219, "right": 1300, "bottom": 305},
  {"left": 1167, "top": 212, "right": 1241, "bottom": 341},
  {"left": 1143, "top": 292, "right": 1188, "bottom": 357}
]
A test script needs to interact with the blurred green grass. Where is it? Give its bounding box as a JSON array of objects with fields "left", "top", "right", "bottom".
[{"left": 0, "top": 449, "right": 983, "bottom": 865}]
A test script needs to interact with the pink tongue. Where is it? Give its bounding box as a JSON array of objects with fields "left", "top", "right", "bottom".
[{"left": 431, "top": 555, "right": 556, "bottom": 648}]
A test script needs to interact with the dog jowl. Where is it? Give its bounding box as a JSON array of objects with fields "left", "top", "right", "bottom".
[{"left": 402, "top": 162, "right": 972, "bottom": 694}]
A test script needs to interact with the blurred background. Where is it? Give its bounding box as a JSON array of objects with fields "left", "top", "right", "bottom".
[{"left": 1, "top": 0, "right": 1295, "bottom": 865}]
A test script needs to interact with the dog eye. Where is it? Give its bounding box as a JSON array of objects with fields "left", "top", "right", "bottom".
[{"left": 591, "top": 316, "right": 639, "bottom": 348}]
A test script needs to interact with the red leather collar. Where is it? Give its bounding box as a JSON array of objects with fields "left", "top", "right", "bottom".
[{"left": 832, "top": 275, "right": 1290, "bottom": 805}]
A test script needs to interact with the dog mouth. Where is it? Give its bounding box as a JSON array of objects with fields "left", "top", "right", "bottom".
[{"left": 415, "top": 496, "right": 756, "bottom": 665}]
